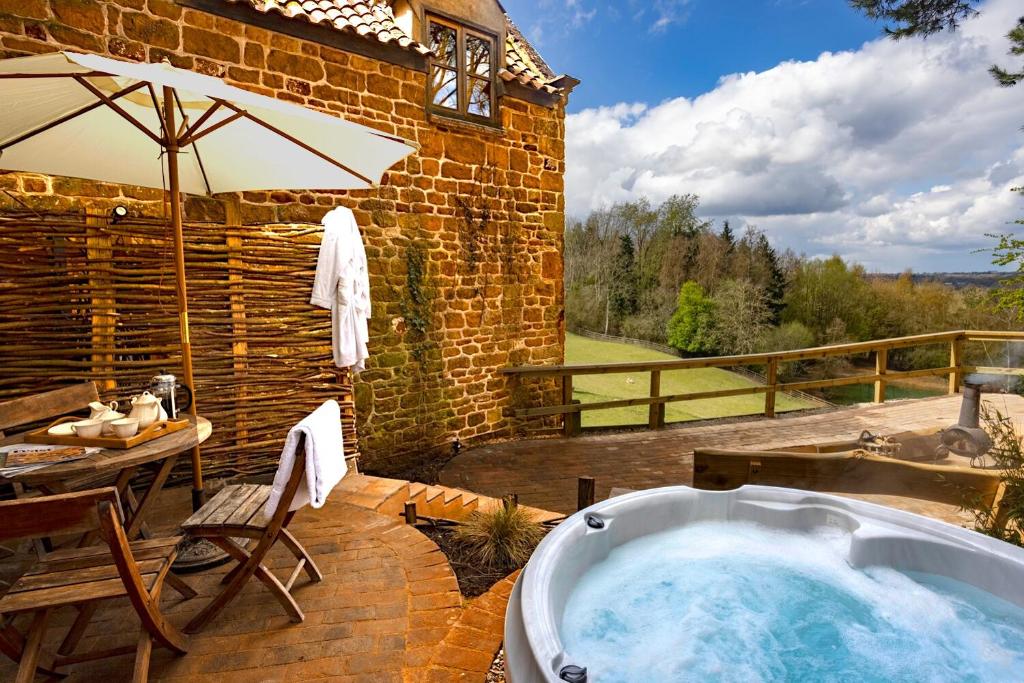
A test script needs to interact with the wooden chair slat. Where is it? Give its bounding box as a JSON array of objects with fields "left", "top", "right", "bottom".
[
  {"left": 35, "top": 536, "right": 181, "bottom": 567},
  {"left": 179, "top": 486, "right": 237, "bottom": 528},
  {"left": 0, "top": 574, "right": 162, "bottom": 614},
  {"left": 11, "top": 558, "right": 169, "bottom": 592},
  {"left": 181, "top": 486, "right": 271, "bottom": 532},
  {"left": 234, "top": 487, "right": 273, "bottom": 528},
  {"left": 0, "top": 488, "right": 120, "bottom": 543},
  {"left": 0, "top": 383, "right": 99, "bottom": 433},
  {"left": 202, "top": 485, "right": 263, "bottom": 526},
  {"left": 181, "top": 484, "right": 254, "bottom": 527}
]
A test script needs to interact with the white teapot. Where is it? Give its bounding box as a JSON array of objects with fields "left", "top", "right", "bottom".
[{"left": 128, "top": 391, "right": 167, "bottom": 428}]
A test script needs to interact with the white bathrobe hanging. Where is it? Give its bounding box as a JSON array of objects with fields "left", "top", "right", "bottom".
[{"left": 311, "top": 207, "right": 371, "bottom": 373}]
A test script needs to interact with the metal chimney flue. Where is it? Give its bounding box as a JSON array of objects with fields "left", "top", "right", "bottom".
[
  {"left": 938, "top": 382, "right": 993, "bottom": 461},
  {"left": 957, "top": 382, "right": 984, "bottom": 429}
]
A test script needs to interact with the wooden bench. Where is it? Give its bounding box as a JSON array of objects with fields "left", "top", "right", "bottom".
[
  {"left": 0, "top": 488, "right": 196, "bottom": 682},
  {"left": 692, "top": 447, "right": 1007, "bottom": 527},
  {"left": 0, "top": 383, "right": 100, "bottom": 439}
]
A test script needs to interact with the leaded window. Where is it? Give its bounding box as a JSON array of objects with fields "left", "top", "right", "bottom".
[{"left": 427, "top": 16, "right": 496, "bottom": 123}]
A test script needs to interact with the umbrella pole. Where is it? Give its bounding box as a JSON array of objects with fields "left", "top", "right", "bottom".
[{"left": 163, "top": 86, "right": 205, "bottom": 512}]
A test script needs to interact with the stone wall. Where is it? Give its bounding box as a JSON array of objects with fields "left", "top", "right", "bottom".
[{"left": 0, "top": 0, "right": 566, "bottom": 475}]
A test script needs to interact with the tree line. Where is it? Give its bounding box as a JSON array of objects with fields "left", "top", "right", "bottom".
[{"left": 565, "top": 195, "right": 1019, "bottom": 373}]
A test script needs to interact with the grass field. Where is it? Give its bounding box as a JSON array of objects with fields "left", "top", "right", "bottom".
[
  {"left": 566, "top": 333, "right": 817, "bottom": 428},
  {"left": 823, "top": 382, "right": 943, "bottom": 405}
]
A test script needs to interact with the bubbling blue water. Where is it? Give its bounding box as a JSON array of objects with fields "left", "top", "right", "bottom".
[{"left": 559, "top": 521, "right": 1024, "bottom": 683}]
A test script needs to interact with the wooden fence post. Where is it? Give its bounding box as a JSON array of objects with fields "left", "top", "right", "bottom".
[
  {"left": 874, "top": 348, "right": 888, "bottom": 403},
  {"left": 86, "top": 207, "right": 116, "bottom": 392},
  {"left": 562, "top": 375, "right": 580, "bottom": 437},
  {"left": 648, "top": 370, "right": 664, "bottom": 429},
  {"left": 949, "top": 337, "right": 964, "bottom": 394},
  {"left": 764, "top": 359, "right": 778, "bottom": 418},
  {"left": 577, "top": 476, "right": 595, "bottom": 511},
  {"left": 224, "top": 198, "right": 249, "bottom": 447}
]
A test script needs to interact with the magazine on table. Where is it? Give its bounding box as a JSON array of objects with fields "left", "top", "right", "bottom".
[{"left": 0, "top": 443, "right": 98, "bottom": 477}]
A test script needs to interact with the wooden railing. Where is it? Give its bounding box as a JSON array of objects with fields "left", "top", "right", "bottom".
[{"left": 503, "top": 330, "right": 1024, "bottom": 436}]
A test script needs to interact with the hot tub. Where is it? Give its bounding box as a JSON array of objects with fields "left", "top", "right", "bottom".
[{"left": 504, "top": 486, "right": 1024, "bottom": 682}]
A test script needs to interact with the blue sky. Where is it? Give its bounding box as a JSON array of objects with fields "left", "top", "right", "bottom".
[
  {"left": 504, "top": 0, "right": 882, "bottom": 112},
  {"left": 502, "top": 0, "right": 1024, "bottom": 272}
]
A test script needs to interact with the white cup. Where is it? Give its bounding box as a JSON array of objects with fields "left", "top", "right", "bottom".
[
  {"left": 99, "top": 413, "right": 122, "bottom": 435},
  {"left": 71, "top": 419, "right": 103, "bottom": 438},
  {"left": 111, "top": 418, "right": 140, "bottom": 439}
]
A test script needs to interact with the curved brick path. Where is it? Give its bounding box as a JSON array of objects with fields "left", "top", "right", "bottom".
[
  {"left": 441, "top": 395, "right": 1024, "bottom": 514},
  {"left": 0, "top": 494, "right": 470, "bottom": 682}
]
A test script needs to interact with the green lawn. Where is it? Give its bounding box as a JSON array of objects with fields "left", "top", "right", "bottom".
[
  {"left": 566, "top": 333, "right": 817, "bottom": 428},
  {"left": 823, "top": 382, "right": 943, "bottom": 405}
]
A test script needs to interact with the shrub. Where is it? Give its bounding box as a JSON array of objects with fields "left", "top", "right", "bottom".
[
  {"left": 667, "top": 281, "right": 717, "bottom": 354},
  {"left": 621, "top": 312, "right": 668, "bottom": 344},
  {"left": 760, "top": 321, "right": 816, "bottom": 381},
  {"left": 963, "top": 404, "right": 1024, "bottom": 546},
  {"left": 761, "top": 321, "right": 815, "bottom": 353},
  {"left": 452, "top": 503, "right": 545, "bottom": 569}
]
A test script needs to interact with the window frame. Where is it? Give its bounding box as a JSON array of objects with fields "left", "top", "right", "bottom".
[{"left": 425, "top": 12, "right": 499, "bottom": 126}]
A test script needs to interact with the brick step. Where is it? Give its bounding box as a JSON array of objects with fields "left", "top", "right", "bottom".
[
  {"left": 404, "top": 483, "right": 480, "bottom": 521},
  {"left": 338, "top": 475, "right": 555, "bottom": 525},
  {"left": 338, "top": 474, "right": 415, "bottom": 517}
]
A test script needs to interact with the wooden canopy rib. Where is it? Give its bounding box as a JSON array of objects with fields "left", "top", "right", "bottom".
[
  {"left": 147, "top": 84, "right": 169, "bottom": 141},
  {"left": 212, "top": 99, "right": 374, "bottom": 186},
  {"left": 0, "top": 71, "right": 110, "bottom": 79},
  {"left": 172, "top": 90, "right": 212, "bottom": 196},
  {"left": 72, "top": 76, "right": 163, "bottom": 146},
  {"left": 181, "top": 111, "right": 245, "bottom": 146},
  {"left": 0, "top": 81, "right": 149, "bottom": 152},
  {"left": 179, "top": 102, "right": 222, "bottom": 144}
]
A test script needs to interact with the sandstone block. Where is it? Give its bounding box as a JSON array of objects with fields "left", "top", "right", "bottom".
[
  {"left": 267, "top": 49, "right": 324, "bottom": 82},
  {"left": 51, "top": 0, "right": 105, "bottom": 33},
  {"left": 121, "top": 12, "right": 179, "bottom": 50},
  {"left": 183, "top": 25, "right": 239, "bottom": 62}
]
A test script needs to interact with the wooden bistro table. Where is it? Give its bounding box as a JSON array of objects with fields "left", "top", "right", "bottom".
[{"left": 0, "top": 416, "right": 212, "bottom": 541}]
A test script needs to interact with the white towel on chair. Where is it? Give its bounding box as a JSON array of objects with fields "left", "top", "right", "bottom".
[{"left": 266, "top": 400, "right": 347, "bottom": 514}]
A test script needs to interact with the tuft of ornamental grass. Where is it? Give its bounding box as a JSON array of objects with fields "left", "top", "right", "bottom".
[{"left": 452, "top": 503, "right": 545, "bottom": 570}]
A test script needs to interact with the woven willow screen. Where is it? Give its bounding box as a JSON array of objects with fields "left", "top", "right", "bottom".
[{"left": 0, "top": 210, "right": 357, "bottom": 482}]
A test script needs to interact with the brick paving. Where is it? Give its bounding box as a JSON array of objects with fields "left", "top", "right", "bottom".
[
  {"left": 0, "top": 487, "right": 465, "bottom": 682},
  {"left": 441, "top": 395, "right": 1024, "bottom": 515},
  {"left": 414, "top": 571, "right": 519, "bottom": 682}
]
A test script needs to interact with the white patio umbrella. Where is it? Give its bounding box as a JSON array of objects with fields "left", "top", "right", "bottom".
[{"left": 0, "top": 51, "right": 416, "bottom": 509}]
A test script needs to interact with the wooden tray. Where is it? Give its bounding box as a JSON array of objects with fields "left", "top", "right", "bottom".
[{"left": 23, "top": 417, "right": 191, "bottom": 449}]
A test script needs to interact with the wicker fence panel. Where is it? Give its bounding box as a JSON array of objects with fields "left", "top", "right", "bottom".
[{"left": 0, "top": 210, "right": 357, "bottom": 483}]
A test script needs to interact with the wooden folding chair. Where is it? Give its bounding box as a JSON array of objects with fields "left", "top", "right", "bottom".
[
  {"left": 0, "top": 383, "right": 100, "bottom": 440},
  {"left": 181, "top": 433, "right": 327, "bottom": 633},
  {"left": 0, "top": 487, "right": 195, "bottom": 682}
]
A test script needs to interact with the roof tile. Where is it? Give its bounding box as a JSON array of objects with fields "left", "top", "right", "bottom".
[
  {"left": 227, "top": 1, "right": 564, "bottom": 93},
  {"left": 230, "top": 0, "right": 433, "bottom": 55}
]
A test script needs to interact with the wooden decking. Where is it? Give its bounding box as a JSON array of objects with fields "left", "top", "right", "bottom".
[{"left": 441, "top": 394, "right": 1024, "bottom": 516}]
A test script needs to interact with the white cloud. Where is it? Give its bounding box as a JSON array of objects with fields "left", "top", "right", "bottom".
[
  {"left": 565, "top": 0, "right": 1024, "bottom": 271},
  {"left": 646, "top": 0, "right": 693, "bottom": 33}
]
